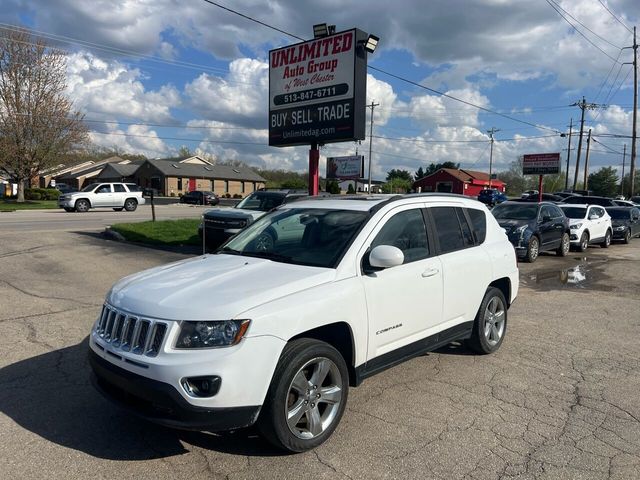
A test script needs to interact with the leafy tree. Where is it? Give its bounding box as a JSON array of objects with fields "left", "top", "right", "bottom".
[
  {"left": 0, "top": 28, "right": 88, "bottom": 202},
  {"left": 178, "top": 145, "right": 192, "bottom": 158},
  {"left": 414, "top": 166, "right": 425, "bottom": 180},
  {"left": 425, "top": 161, "right": 460, "bottom": 175},
  {"left": 386, "top": 169, "right": 413, "bottom": 182},
  {"left": 281, "top": 178, "right": 307, "bottom": 189},
  {"left": 588, "top": 167, "right": 619, "bottom": 197},
  {"left": 325, "top": 180, "right": 341, "bottom": 194},
  {"left": 347, "top": 183, "right": 355, "bottom": 194},
  {"left": 621, "top": 170, "right": 640, "bottom": 198},
  {"left": 382, "top": 177, "right": 411, "bottom": 194}
]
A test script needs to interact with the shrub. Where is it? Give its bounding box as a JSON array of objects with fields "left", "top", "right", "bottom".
[
  {"left": 233, "top": 193, "right": 242, "bottom": 198},
  {"left": 29, "top": 192, "right": 42, "bottom": 200},
  {"left": 44, "top": 188, "right": 60, "bottom": 200},
  {"left": 170, "top": 192, "right": 176, "bottom": 197}
]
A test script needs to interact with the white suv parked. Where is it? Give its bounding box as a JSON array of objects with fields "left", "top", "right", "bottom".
[
  {"left": 89, "top": 194, "right": 519, "bottom": 452},
  {"left": 58, "top": 182, "right": 145, "bottom": 212},
  {"left": 559, "top": 204, "right": 612, "bottom": 251}
]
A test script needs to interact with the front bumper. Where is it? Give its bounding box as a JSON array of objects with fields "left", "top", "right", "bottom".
[
  {"left": 612, "top": 227, "right": 628, "bottom": 239},
  {"left": 89, "top": 349, "right": 260, "bottom": 431}
]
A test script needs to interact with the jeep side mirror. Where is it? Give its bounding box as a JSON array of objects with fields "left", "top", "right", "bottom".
[{"left": 369, "top": 245, "right": 404, "bottom": 269}]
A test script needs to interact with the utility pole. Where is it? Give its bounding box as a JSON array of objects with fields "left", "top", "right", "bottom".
[
  {"left": 621, "top": 144, "right": 627, "bottom": 196},
  {"left": 564, "top": 118, "right": 573, "bottom": 190},
  {"left": 622, "top": 27, "right": 638, "bottom": 197},
  {"left": 583, "top": 129, "right": 592, "bottom": 190},
  {"left": 367, "top": 101, "right": 379, "bottom": 193},
  {"left": 572, "top": 97, "right": 605, "bottom": 190},
  {"left": 487, "top": 127, "right": 500, "bottom": 188}
]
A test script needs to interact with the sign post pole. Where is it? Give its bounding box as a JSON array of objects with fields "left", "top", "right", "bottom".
[
  {"left": 538, "top": 175, "right": 543, "bottom": 203},
  {"left": 309, "top": 143, "right": 319, "bottom": 196}
]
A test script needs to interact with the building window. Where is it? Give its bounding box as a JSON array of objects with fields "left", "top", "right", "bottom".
[
  {"left": 241, "top": 181, "right": 245, "bottom": 194},
  {"left": 253, "top": 182, "right": 257, "bottom": 192},
  {"left": 225, "top": 180, "right": 229, "bottom": 193},
  {"left": 177, "top": 178, "right": 183, "bottom": 190}
]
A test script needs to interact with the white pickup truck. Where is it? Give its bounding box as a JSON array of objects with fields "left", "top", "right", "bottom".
[{"left": 58, "top": 182, "right": 146, "bottom": 212}]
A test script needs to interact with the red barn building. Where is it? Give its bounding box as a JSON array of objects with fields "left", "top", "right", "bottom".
[{"left": 412, "top": 168, "right": 506, "bottom": 197}]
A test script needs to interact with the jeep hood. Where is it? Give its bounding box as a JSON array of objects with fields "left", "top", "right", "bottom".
[{"left": 107, "top": 254, "right": 335, "bottom": 320}]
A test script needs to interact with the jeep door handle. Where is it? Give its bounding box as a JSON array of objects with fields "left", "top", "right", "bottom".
[{"left": 422, "top": 268, "right": 439, "bottom": 278}]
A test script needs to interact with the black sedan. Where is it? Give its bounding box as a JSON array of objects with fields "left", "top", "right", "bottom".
[
  {"left": 180, "top": 190, "right": 220, "bottom": 205},
  {"left": 491, "top": 201, "right": 570, "bottom": 262},
  {"left": 605, "top": 207, "right": 640, "bottom": 243}
]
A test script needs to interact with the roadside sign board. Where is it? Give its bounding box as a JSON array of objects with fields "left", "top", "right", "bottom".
[
  {"left": 523, "top": 153, "right": 560, "bottom": 175},
  {"left": 326, "top": 155, "right": 364, "bottom": 179},
  {"left": 269, "top": 29, "right": 368, "bottom": 147}
]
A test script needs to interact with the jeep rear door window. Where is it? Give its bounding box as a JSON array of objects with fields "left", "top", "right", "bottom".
[
  {"left": 371, "top": 209, "right": 429, "bottom": 263},
  {"left": 114, "top": 184, "right": 126, "bottom": 193},
  {"left": 455, "top": 208, "right": 475, "bottom": 247},
  {"left": 430, "top": 206, "right": 465, "bottom": 254}
]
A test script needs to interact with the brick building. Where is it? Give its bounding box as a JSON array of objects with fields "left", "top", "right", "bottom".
[{"left": 412, "top": 168, "right": 506, "bottom": 197}]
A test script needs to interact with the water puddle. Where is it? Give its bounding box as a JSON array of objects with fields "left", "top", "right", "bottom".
[{"left": 521, "top": 257, "right": 614, "bottom": 291}]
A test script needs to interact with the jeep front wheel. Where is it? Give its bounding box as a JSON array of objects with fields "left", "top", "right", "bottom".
[
  {"left": 466, "top": 287, "right": 508, "bottom": 354},
  {"left": 258, "top": 339, "right": 349, "bottom": 452}
]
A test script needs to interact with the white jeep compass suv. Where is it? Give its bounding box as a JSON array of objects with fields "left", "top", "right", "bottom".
[{"left": 89, "top": 194, "right": 519, "bottom": 452}]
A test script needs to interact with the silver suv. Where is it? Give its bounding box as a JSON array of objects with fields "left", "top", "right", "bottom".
[{"left": 58, "top": 183, "right": 146, "bottom": 213}]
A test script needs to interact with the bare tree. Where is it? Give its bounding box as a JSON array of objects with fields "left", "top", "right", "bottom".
[{"left": 0, "top": 27, "right": 87, "bottom": 201}]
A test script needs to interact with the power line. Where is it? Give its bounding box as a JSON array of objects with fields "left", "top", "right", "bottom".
[
  {"left": 544, "top": 0, "right": 622, "bottom": 63},
  {"left": 199, "top": 0, "right": 564, "bottom": 134},
  {"left": 89, "top": 130, "right": 265, "bottom": 146},
  {"left": 596, "top": 0, "right": 633, "bottom": 34},
  {"left": 547, "top": 0, "right": 622, "bottom": 50}
]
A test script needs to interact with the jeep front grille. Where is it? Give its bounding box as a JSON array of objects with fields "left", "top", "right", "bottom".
[{"left": 95, "top": 305, "right": 168, "bottom": 357}]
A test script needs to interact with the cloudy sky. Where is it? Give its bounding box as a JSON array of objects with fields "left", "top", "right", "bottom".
[{"left": 1, "top": 0, "right": 638, "bottom": 183}]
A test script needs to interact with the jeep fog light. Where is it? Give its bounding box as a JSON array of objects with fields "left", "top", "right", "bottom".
[
  {"left": 176, "top": 320, "right": 250, "bottom": 348},
  {"left": 181, "top": 376, "right": 221, "bottom": 398}
]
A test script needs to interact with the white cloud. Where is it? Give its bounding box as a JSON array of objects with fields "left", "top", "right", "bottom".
[
  {"left": 89, "top": 124, "right": 170, "bottom": 158},
  {"left": 66, "top": 52, "right": 180, "bottom": 122}
]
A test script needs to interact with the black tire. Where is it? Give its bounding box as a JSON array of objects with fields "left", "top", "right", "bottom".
[
  {"left": 113, "top": 207, "right": 123, "bottom": 211},
  {"left": 623, "top": 229, "right": 632, "bottom": 244},
  {"left": 600, "top": 229, "right": 611, "bottom": 248},
  {"left": 578, "top": 232, "right": 589, "bottom": 252},
  {"left": 466, "top": 287, "right": 508, "bottom": 355},
  {"left": 257, "top": 339, "right": 349, "bottom": 453},
  {"left": 124, "top": 198, "right": 137, "bottom": 212},
  {"left": 252, "top": 228, "right": 277, "bottom": 252},
  {"left": 525, "top": 236, "right": 539, "bottom": 263},
  {"left": 556, "top": 232, "right": 570, "bottom": 257},
  {"left": 75, "top": 199, "right": 90, "bottom": 213},
  {"left": 63, "top": 207, "right": 75, "bottom": 212}
]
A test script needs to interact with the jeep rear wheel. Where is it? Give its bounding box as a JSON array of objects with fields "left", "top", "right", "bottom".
[
  {"left": 466, "top": 287, "right": 508, "bottom": 355},
  {"left": 75, "top": 199, "right": 90, "bottom": 213},
  {"left": 258, "top": 339, "right": 348, "bottom": 452}
]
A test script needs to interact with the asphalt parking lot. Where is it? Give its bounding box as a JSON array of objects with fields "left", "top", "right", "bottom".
[{"left": 1, "top": 212, "right": 639, "bottom": 479}]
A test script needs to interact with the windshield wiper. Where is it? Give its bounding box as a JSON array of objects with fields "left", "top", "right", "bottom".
[
  {"left": 242, "top": 251, "right": 293, "bottom": 262},
  {"left": 217, "top": 246, "right": 242, "bottom": 255}
]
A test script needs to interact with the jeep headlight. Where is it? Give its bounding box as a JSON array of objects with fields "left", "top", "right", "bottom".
[
  {"left": 570, "top": 223, "right": 582, "bottom": 230},
  {"left": 176, "top": 320, "right": 250, "bottom": 348}
]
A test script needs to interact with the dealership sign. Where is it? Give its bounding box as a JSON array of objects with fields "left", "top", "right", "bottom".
[
  {"left": 269, "top": 29, "right": 368, "bottom": 147},
  {"left": 522, "top": 153, "right": 561, "bottom": 175},
  {"left": 326, "top": 155, "right": 364, "bottom": 179}
]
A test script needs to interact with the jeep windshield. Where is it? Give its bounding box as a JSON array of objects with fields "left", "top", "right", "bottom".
[
  {"left": 219, "top": 208, "right": 369, "bottom": 268},
  {"left": 235, "top": 192, "right": 286, "bottom": 212}
]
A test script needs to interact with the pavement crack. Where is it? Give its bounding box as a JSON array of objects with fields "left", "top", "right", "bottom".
[{"left": 0, "top": 279, "right": 97, "bottom": 307}]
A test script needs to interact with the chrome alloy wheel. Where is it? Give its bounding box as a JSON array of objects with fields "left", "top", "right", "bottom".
[
  {"left": 285, "top": 357, "right": 343, "bottom": 439},
  {"left": 562, "top": 234, "right": 570, "bottom": 255},
  {"left": 483, "top": 296, "right": 506, "bottom": 347}
]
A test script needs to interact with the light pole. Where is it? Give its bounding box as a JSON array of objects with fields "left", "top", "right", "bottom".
[{"left": 487, "top": 127, "right": 500, "bottom": 189}]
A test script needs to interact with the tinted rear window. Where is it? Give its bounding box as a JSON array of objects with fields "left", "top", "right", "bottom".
[
  {"left": 430, "top": 207, "right": 465, "bottom": 254},
  {"left": 466, "top": 208, "right": 486, "bottom": 244},
  {"left": 126, "top": 184, "right": 142, "bottom": 192}
]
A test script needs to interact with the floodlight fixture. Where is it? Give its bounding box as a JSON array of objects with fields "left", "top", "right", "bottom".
[
  {"left": 364, "top": 34, "right": 379, "bottom": 53},
  {"left": 313, "top": 23, "right": 329, "bottom": 39}
]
